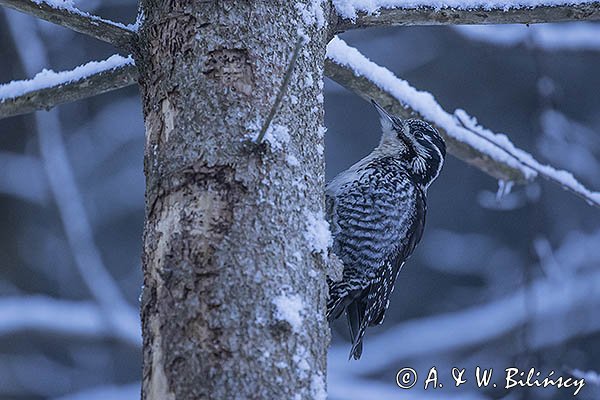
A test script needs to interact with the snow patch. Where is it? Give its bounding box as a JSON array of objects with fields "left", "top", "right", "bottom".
[
  {"left": 273, "top": 293, "right": 304, "bottom": 332},
  {"left": 289, "top": 93, "right": 299, "bottom": 105},
  {"left": 293, "top": 345, "right": 311, "bottom": 379},
  {"left": 311, "top": 372, "right": 327, "bottom": 400},
  {"left": 315, "top": 143, "right": 324, "bottom": 156},
  {"left": 138, "top": 284, "right": 144, "bottom": 303},
  {"left": 246, "top": 119, "right": 291, "bottom": 151},
  {"left": 286, "top": 154, "right": 300, "bottom": 167},
  {"left": 33, "top": 0, "right": 76, "bottom": 11},
  {"left": 304, "top": 210, "right": 332, "bottom": 255},
  {"left": 296, "top": 0, "right": 326, "bottom": 29},
  {"left": 318, "top": 126, "right": 327, "bottom": 138},
  {"left": 131, "top": 9, "right": 145, "bottom": 31},
  {"left": 0, "top": 54, "right": 134, "bottom": 101},
  {"left": 296, "top": 27, "right": 310, "bottom": 45},
  {"left": 304, "top": 73, "right": 314, "bottom": 88},
  {"left": 263, "top": 124, "right": 291, "bottom": 150},
  {"left": 293, "top": 251, "right": 303, "bottom": 261},
  {"left": 275, "top": 361, "right": 288, "bottom": 369}
]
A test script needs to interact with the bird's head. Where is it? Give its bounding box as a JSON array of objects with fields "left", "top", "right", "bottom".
[{"left": 371, "top": 100, "right": 446, "bottom": 189}]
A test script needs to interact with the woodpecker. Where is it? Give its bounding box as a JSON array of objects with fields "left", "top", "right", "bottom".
[{"left": 326, "top": 100, "right": 446, "bottom": 360}]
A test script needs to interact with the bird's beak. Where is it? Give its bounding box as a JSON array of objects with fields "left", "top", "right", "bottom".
[
  {"left": 371, "top": 99, "right": 393, "bottom": 124},
  {"left": 371, "top": 99, "right": 409, "bottom": 136},
  {"left": 371, "top": 99, "right": 413, "bottom": 149}
]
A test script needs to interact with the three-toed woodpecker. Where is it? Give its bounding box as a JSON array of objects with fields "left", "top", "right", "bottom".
[{"left": 326, "top": 100, "right": 446, "bottom": 360}]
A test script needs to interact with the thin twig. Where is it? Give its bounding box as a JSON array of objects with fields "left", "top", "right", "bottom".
[{"left": 256, "top": 36, "right": 304, "bottom": 144}]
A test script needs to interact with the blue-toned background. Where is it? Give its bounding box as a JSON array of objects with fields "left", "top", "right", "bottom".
[{"left": 0, "top": 2, "right": 599, "bottom": 399}]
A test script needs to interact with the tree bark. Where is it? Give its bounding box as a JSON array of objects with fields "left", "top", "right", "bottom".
[{"left": 137, "top": 1, "right": 331, "bottom": 399}]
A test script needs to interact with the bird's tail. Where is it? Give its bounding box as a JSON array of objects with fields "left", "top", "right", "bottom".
[{"left": 346, "top": 300, "right": 367, "bottom": 360}]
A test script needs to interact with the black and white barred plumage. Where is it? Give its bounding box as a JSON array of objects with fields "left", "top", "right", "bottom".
[{"left": 326, "top": 100, "right": 446, "bottom": 360}]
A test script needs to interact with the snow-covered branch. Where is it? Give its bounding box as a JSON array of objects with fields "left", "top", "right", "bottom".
[
  {"left": 0, "top": 296, "right": 140, "bottom": 346},
  {"left": 324, "top": 37, "right": 600, "bottom": 208},
  {"left": 325, "top": 37, "right": 532, "bottom": 181},
  {"left": 333, "top": 1, "right": 600, "bottom": 31},
  {"left": 0, "top": 55, "right": 138, "bottom": 119},
  {"left": 0, "top": 0, "right": 137, "bottom": 49}
]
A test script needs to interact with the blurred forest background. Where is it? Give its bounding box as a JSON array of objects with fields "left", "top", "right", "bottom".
[{"left": 0, "top": 2, "right": 599, "bottom": 399}]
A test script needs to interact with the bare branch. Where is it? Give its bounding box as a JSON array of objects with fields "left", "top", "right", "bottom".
[
  {"left": 0, "top": 0, "right": 137, "bottom": 50},
  {"left": 333, "top": 1, "right": 600, "bottom": 32},
  {"left": 0, "top": 61, "right": 138, "bottom": 120}
]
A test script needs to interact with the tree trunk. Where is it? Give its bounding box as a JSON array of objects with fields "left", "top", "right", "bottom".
[{"left": 137, "top": 1, "right": 332, "bottom": 398}]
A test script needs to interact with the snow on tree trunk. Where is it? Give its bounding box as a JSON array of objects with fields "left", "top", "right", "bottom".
[{"left": 137, "top": 1, "right": 332, "bottom": 398}]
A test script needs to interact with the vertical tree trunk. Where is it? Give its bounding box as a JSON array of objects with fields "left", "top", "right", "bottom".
[{"left": 137, "top": 1, "right": 332, "bottom": 398}]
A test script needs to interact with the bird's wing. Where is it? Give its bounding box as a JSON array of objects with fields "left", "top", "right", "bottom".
[
  {"left": 326, "top": 167, "right": 424, "bottom": 316},
  {"left": 369, "top": 186, "right": 426, "bottom": 326}
]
